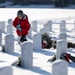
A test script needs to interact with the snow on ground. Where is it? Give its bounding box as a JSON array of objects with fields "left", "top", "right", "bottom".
[{"left": 0, "top": 6, "right": 75, "bottom": 75}]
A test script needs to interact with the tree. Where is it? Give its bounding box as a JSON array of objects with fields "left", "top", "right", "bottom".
[{"left": 54, "top": 0, "right": 70, "bottom": 7}]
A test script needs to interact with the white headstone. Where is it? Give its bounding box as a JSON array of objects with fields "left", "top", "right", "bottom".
[
  {"left": 44, "top": 23, "right": 49, "bottom": 33},
  {"left": 21, "top": 41, "right": 33, "bottom": 68},
  {"left": 0, "top": 29, "right": 2, "bottom": 46},
  {"left": 18, "top": 36, "right": 21, "bottom": 43},
  {"left": 59, "top": 32, "right": 67, "bottom": 40},
  {"left": 7, "top": 24, "right": 13, "bottom": 34},
  {"left": 40, "top": 28, "right": 49, "bottom": 34},
  {"left": 60, "top": 27, "right": 66, "bottom": 33},
  {"left": 8, "top": 19, "right": 12, "bottom": 25},
  {"left": 60, "top": 20, "right": 66, "bottom": 29},
  {"left": 32, "top": 21, "right": 37, "bottom": 32},
  {"left": 0, "top": 22, "right": 2, "bottom": 29},
  {"left": 27, "top": 27, "right": 32, "bottom": 38},
  {"left": 47, "top": 20, "right": 52, "bottom": 31},
  {"left": 5, "top": 34, "right": 14, "bottom": 53},
  {"left": 40, "top": 28, "right": 46, "bottom": 34},
  {"left": 74, "top": 20, "right": 75, "bottom": 30},
  {"left": 33, "top": 34, "right": 41, "bottom": 51},
  {"left": 0, "top": 21, "right": 5, "bottom": 32},
  {"left": 0, "top": 66, "right": 13, "bottom": 75},
  {"left": 56, "top": 40, "right": 67, "bottom": 59},
  {"left": 52, "top": 59, "right": 68, "bottom": 75}
]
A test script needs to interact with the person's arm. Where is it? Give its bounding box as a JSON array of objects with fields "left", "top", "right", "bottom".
[
  {"left": 13, "top": 17, "right": 18, "bottom": 28},
  {"left": 13, "top": 17, "right": 22, "bottom": 31}
]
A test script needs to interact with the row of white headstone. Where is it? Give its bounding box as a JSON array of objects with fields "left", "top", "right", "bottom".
[
  {"left": 52, "top": 20, "right": 68, "bottom": 75},
  {"left": 28, "top": 20, "right": 75, "bottom": 41},
  {"left": 0, "top": 19, "right": 75, "bottom": 36},
  {"left": 0, "top": 19, "right": 75, "bottom": 39},
  {"left": 0, "top": 19, "right": 73, "bottom": 75},
  {"left": 0, "top": 19, "right": 13, "bottom": 34},
  {"left": 0, "top": 19, "right": 13, "bottom": 74},
  {"left": 0, "top": 32, "right": 33, "bottom": 68}
]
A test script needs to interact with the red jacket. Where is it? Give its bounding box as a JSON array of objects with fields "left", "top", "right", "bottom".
[{"left": 13, "top": 15, "right": 30, "bottom": 36}]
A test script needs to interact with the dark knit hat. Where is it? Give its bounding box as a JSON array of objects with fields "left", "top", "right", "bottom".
[{"left": 17, "top": 10, "right": 23, "bottom": 17}]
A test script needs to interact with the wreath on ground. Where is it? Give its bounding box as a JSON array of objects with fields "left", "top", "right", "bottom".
[
  {"left": 42, "top": 33, "right": 75, "bottom": 49},
  {"left": 47, "top": 53, "right": 75, "bottom": 63},
  {"left": 12, "top": 56, "right": 21, "bottom": 67}
]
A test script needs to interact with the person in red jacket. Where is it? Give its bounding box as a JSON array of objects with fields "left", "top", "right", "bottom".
[{"left": 13, "top": 10, "right": 30, "bottom": 43}]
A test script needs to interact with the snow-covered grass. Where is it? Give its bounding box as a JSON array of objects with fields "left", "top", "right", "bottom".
[{"left": 0, "top": 5, "right": 75, "bottom": 75}]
